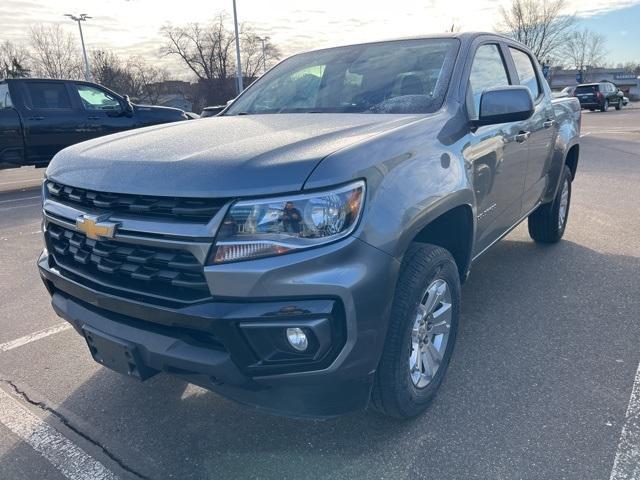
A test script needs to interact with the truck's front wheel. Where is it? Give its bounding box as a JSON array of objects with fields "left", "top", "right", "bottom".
[
  {"left": 528, "top": 165, "right": 572, "bottom": 243},
  {"left": 372, "top": 244, "right": 460, "bottom": 418}
]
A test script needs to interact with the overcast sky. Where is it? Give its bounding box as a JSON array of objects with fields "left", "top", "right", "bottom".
[{"left": 2, "top": 0, "right": 639, "bottom": 78}]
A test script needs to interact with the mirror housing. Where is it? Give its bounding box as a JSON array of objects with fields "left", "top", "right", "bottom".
[
  {"left": 123, "top": 95, "right": 134, "bottom": 116},
  {"left": 472, "top": 86, "right": 534, "bottom": 127}
]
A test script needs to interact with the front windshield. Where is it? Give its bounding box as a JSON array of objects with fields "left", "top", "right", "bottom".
[{"left": 226, "top": 38, "right": 459, "bottom": 115}]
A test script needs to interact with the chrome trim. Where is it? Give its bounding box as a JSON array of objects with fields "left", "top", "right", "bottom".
[{"left": 42, "top": 196, "right": 230, "bottom": 265}]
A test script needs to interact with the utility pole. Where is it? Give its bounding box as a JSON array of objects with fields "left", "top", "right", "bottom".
[
  {"left": 232, "top": 0, "right": 243, "bottom": 94},
  {"left": 259, "top": 36, "right": 269, "bottom": 73},
  {"left": 65, "top": 13, "right": 93, "bottom": 81}
]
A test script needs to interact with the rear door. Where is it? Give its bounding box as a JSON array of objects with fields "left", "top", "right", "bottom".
[
  {"left": 463, "top": 42, "right": 529, "bottom": 256},
  {"left": 20, "top": 81, "right": 85, "bottom": 163},
  {"left": 71, "top": 83, "right": 136, "bottom": 140},
  {"left": 506, "top": 46, "right": 558, "bottom": 213},
  {"left": 0, "top": 82, "right": 25, "bottom": 165}
]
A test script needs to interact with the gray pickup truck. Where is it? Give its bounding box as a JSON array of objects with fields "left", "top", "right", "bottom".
[{"left": 38, "top": 33, "right": 580, "bottom": 419}]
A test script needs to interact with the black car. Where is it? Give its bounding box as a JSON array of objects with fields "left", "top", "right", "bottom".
[
  {"left": 0, "top": 78, "right": 188, "bottom": 170},
  {"left": 574, "top": 82, "right": 624, "bottom": 112}
]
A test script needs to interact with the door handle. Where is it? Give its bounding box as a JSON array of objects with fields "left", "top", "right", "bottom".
[
  {"left": 28, "top": 116, "right": 45, "bottom": 121},
  {"left": 515, "top": 131, "right": 531, "bottom": 143},
  {"left": 87, "top": 116, "right": 101, "bottom": 120},
  {"left": 543, "top": 119, "right": 556, "bottom": 129}
]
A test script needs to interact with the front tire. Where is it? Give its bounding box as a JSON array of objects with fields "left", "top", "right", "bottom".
[
  {"left": 528, "top": 165, "right": 572, "bottom": 243},
  {"left": 372, "top": 244, "right": 460, "bottom": 418},
  {"left": 615, "top": 99, "right": 623, "bottom": 110}
]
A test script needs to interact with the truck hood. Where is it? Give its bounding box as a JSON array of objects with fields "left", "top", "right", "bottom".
[{"left": 46, "top": 114, "right": 422, "bottom": 197}]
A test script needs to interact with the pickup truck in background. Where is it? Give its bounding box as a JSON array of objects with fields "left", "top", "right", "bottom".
[
  {"left": 0, "top": 78, "right": 188, "bottom": 170},
  {"left": 38, "top": 33, "right": 581, "bottom": 419}
]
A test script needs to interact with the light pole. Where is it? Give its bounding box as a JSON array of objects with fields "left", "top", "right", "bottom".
[
  {"left": 65, "top": 13, "right": 92, "bottom": 81},
  {"left": 258, "top": 36, "right": 269, "bottom": 73},
  {"left": 232, "top": 0, "right": 243, "bottom": 94}
]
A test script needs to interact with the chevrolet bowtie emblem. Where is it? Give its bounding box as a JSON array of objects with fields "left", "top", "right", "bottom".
[{"left": 76, "top": 215, "right": 119, "bottom": 240}]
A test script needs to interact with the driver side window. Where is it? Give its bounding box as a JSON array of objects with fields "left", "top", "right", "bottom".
[
  {"left": 467, "top": 44, "right": 511, "bottom": 120},
  {"left": 76, "top": 84, "right": 121, "bottom": 111}
]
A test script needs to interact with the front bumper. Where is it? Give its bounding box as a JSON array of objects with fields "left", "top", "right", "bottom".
[{"left": 38, "top": 237, "right": 399, "bottom": 418}]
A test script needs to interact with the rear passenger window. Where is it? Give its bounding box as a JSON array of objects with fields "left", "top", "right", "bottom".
[
  {"left": 25, "top": 82, "right": 72, "bottom": 109},
  {"left": 509, "top": 48, "right": 540, "bottom": 100},
  {"left": 468, "top": 44, "right": 511, "bottom": 120}
]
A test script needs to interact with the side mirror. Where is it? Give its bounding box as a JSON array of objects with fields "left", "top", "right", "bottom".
[
  {"left": 473, "top": 86, "right": 534, "bottom": 127},
  {"left": 123, "top": 95, "right": 134, "bottom": 116}
]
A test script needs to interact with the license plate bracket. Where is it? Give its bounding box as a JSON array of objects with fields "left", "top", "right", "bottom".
[{"left": 82, "top": 326, "right": 157, "bottom": 381}]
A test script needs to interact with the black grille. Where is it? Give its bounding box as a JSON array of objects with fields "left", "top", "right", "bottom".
[
  {"left": 46, "top": 181, "right": 226, "bottom": 222},
  {"left": 45, "top": 223, "right": 211, "bottom": 303}
]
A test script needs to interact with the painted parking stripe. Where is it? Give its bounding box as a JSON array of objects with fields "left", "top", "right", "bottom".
[
  {"left": 0, "top": 324, "right": 72, "bottom": 353},
  {"left": 0, "top": 178, "right": 42, "bottom": 186},
  {"left": 0, "top": 388, "right": 119, "bottom": 480},
  {"left": 609, "top": 361, "right": 640, "bottom": 480},
  {"left": 0, "top": 195, "right": 40, "bottom": 204}
]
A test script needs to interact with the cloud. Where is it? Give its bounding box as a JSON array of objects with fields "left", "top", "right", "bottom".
[{"left": 2, "top": 0, "right": 639, "bottom": 79}]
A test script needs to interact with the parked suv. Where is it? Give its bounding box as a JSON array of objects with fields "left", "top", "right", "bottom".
[
  {"left": 39, "top": 33, "right": 581, "bottom": 419},
  {"left": 574, "top": 82, "right": 624, "bottom": 112}
]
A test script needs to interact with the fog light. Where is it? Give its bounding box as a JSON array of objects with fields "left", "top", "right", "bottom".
[{"left": 286, "top": 327, "right": 308, "bottom": 352}]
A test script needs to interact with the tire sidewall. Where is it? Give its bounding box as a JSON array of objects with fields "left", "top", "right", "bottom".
[
  {"left": 553, "top": 167, "right": 572, "bottom": 238},
  {"left": 389, "top": 248, "right": 461, "bottom": 416}
]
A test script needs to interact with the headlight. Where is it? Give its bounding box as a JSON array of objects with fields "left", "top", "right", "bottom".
[{"left": 210, "top": 180, "right": 365, "bottom": 264}]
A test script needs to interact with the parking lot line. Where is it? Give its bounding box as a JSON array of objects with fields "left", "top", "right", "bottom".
[
  {"left": 609, "top": 361, "right": 640, "bottom": 480},
  {"left": 0, "top": 178, "right": 42, "bottom": 187},
  {"left": 0, "top": 324, "right": 72, "bottom": 353},
  {"left": 0, "top": 195, "right": 40, "bottom": 204},
  {"left": 0, "top": 388, "right": 118, "bottom": 480}
]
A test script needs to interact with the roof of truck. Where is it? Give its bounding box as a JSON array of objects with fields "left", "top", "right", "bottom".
[{"left": 291, "top": 31, "right": 520, "bottom": 55}]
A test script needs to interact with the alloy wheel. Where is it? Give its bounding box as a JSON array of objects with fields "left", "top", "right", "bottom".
[{"left": 409, "top": 278, "right": 452, "bottom": 388}]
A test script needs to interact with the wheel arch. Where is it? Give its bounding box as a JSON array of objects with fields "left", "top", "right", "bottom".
[
  {"left": 565, "top": 144, "right": 579, "bottom": 180},
  {"left": 406, "top": 199, "right": 475, "bottom": 282}
]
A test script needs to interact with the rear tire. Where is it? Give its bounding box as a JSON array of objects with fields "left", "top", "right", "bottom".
[
  {"left": 528, "top": 165, "right": 572, "bottom": 243},
  {"left": 600, "top": 99, "right": 609, "bottom": 112},
  {"left": 372, "top": 243, "right": 460, "bottom": 418},
  {"left": 589, "top": 108, "right": 595, "bottom": 112}
]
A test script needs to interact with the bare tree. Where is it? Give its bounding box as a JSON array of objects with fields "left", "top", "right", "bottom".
[
  {"left": 241, "top": 31, "right": 281, "bottom": 78},
  {"left": 1, "top": 40, "right": 31, "bottom": 78},
  {"left": 29, "top": 24, "right": 83, "bottom": 79},
  {"left": 161, "top": 13, "right": 235, "bottom": 89},
  {"left": 497, "top": 0, "right": 576, "bottom": 62},
  {"left": 126, "top": 57, "right": 169, "bottom": 104},
  {"left": 91, "top": 49, "right": 170, "bottom": 103},
  {"left": 91, "top": 49, "right": 128, "bottom": 91},
  {"left": 162, "top": 12, "right": 282, "bottom": 104},
  {"left": 562, "top": 29, "right": 607, "bottom": 77}
]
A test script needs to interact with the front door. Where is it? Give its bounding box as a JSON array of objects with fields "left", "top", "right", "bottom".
[
  {"left": 72, "top": 83, "right": 136, "bottom": 141},
  {"left": 463, "top": 43, "right": 529, "bottom": 256}
]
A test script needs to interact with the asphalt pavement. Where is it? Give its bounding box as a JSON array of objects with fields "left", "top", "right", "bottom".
[{"left": 0, "top": 105, "right": 639, "bottom": 480}]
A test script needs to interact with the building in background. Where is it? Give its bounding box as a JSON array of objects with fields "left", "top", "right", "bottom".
[{"left": 547, "top": 67, "right": 640, "bottom": 99}]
